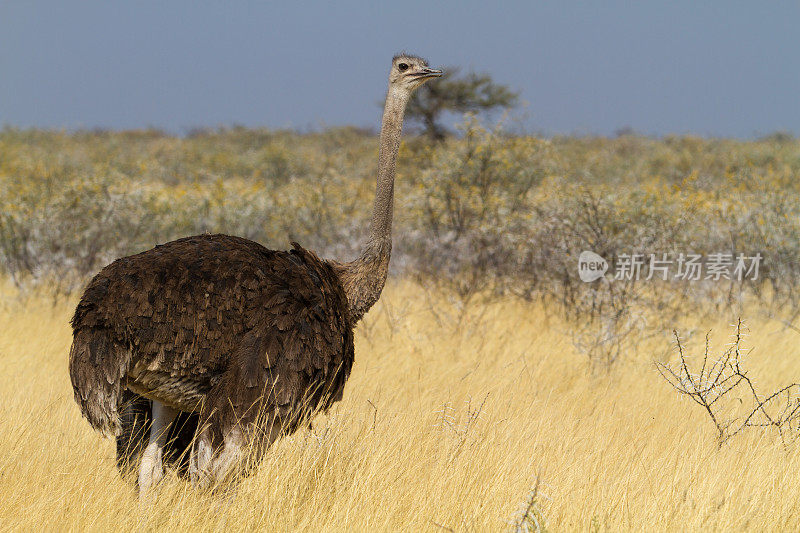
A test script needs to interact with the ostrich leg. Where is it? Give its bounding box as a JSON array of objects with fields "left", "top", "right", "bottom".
[
  {"left": 189, "top": 426, "right": 245, "bottom": 490},
  {"left": 190, "top": 418, "right": 281, "bottom": 490},
  {"left": 138, "top": 400, "right": 179, "bottom": 497}
]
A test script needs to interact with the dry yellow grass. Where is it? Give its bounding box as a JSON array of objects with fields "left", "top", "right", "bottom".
[{"left": 2, "top": 279, "right": 800, "bottom": 531}]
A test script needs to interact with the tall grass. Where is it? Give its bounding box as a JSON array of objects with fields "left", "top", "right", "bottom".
[
  {"left": 2, "top": 125, "right": 800, "bottom": 529},
  {"left": 2, "top": 281, "right": 800, "bottom": 531}
]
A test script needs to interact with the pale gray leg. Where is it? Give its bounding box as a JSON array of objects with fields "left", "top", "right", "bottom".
[
  {"left": 138, "top": 400, "right": 179, "bottom": 498},
  {"left": 190, "top": 426, "right": 246, "bottom": 490},
  {"left": 190, "top": 419, "right": 281, "bottom": 490}
]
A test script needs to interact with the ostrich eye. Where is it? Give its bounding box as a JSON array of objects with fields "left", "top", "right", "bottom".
[{"left": 398, "top": 63, "right": 409, "bottom": 72}]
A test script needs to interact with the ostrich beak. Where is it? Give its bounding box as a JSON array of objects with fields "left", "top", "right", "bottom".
[{"left": 413, "top": 67, "right": 443, "bottom": 79}]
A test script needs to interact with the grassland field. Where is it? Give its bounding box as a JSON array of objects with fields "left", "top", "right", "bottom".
[{"left": 1, "top": 127, "right": 800, "bottom": 531}]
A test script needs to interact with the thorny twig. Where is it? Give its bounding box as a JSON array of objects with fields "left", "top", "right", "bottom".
[
  {"left": 435, "top": 394, "right": 490, "bottom": 463},
  {"left": 514, "top": 473, "right": 549, "bottom": 533},
  {"left": 366, "top": 399, "right": 378, "bottom": 431},
  {"left": 656, "top": 318, "right": 800, "bottom": 446}
]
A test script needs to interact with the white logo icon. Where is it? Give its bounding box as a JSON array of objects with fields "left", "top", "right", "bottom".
[{"left": 578, "top": 251, "right": 608, "bottom": 282}]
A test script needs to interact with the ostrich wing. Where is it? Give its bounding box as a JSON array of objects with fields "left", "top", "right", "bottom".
[{"left": 203, "top": 244, "right": 356, "bottom": 442}]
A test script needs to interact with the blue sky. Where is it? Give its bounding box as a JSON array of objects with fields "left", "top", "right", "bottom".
[{"left": 1, "top": 1, "right": 798, "bottom": 137}]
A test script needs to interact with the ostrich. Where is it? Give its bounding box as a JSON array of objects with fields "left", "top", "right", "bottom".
[{"left": 69, "top": 54, "right": 441, "bottom": 495}]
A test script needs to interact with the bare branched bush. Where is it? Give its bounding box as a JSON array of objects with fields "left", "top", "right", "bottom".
[{"left": 657, "top": 319, "right": 800, "bottom": 446}]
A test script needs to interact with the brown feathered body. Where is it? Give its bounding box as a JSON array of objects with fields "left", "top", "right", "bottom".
[{"left": 69, "top": 234, "right": 354, "bottom": 449}]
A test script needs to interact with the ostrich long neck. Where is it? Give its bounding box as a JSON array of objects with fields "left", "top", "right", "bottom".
[{"left": 338, "top": 86, "right": 409, "bottom": 323}]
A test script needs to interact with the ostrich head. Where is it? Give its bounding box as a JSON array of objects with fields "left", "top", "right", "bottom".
[{"left": 389, "top": 54, "right": 442, "bottom": 93}]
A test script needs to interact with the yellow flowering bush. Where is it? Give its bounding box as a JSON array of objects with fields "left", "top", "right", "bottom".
[{"left": 1, "top": 124, "right": 798, "bottom": 318}]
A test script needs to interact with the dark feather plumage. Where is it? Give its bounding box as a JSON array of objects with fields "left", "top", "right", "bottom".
[{"left": 69, "top": 233, "right": 355, "bottom": 477}]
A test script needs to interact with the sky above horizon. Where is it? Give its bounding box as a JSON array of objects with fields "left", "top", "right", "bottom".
[{"left": 1, "top": 1, "right": 798, "bottom": 138}]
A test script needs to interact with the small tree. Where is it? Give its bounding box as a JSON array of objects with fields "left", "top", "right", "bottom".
[{"left": 406, "top": 67, "right": 519, "bottom": 141}]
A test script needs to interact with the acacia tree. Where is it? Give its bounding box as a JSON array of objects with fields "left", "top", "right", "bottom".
[{"left": 406, "top": 67, "right": 519, "bottom": 141}]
